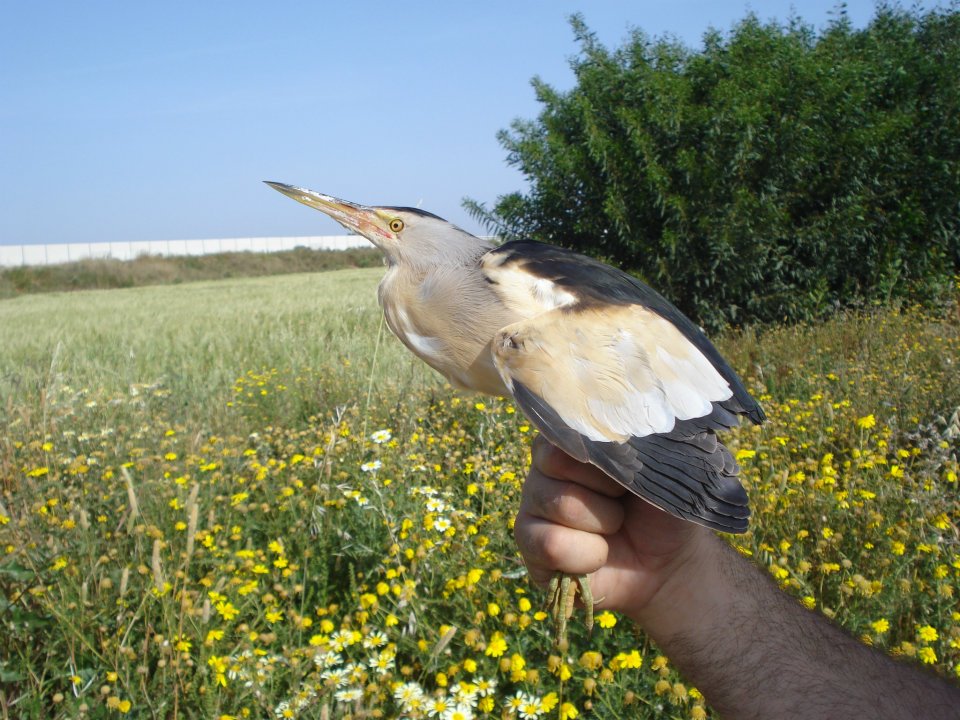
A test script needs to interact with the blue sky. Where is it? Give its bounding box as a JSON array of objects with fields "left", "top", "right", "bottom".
[{"left": 0, "top": 1, "right": 919, "bottom": 244}]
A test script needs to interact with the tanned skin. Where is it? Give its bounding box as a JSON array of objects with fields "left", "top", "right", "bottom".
[{"left": 515, "top": 436, "right": 960, "bottom": 719}]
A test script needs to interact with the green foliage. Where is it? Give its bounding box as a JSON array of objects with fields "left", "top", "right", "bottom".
[{"left": 469, "top": 5, "right": 960, "bottom": 330}]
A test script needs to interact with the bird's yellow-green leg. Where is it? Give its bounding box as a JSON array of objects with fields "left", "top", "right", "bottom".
[{"left": 547, "top": 572, "right": 594, "bottom": 648}]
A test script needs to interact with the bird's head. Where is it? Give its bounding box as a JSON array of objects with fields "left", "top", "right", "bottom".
[{"left": 265, "top": 181, "right": 492, "bottom": 268}]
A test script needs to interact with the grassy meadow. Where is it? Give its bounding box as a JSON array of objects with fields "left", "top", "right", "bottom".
[
  {"left": 1, "top": 268, "right": 959, "bottom": 719},
  {"left": 0, "top": 247, "right": 383, "bottom": 300}
]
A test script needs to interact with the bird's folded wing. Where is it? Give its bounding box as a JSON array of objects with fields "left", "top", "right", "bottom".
[
  {"left": 491, "top": 305, "right": 751, "bottom": 532},
  {"left": 491, "top": 304, "right": 735, "bottom": 444},
  {"left": 481, "top": 239, "right": 766, "bottom": 427}
]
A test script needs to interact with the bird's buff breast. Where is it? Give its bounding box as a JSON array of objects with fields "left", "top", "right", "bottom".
[{"left": 378, "top": 270, "right": 514, "bottom": 396}]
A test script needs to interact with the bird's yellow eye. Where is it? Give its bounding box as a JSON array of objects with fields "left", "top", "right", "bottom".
[{"left": 389, "top": 218, "right": 404, "bottom": 233}]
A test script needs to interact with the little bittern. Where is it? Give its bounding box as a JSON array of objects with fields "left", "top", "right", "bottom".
[{"left": 266, "top": 181, "right": 765, "bottom": 643}]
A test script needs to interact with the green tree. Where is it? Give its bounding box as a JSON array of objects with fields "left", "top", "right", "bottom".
[{"left": 466, "top": 5, "right": 960, "bottom": 329}]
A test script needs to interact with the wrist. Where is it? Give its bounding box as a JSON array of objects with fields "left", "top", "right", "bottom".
[{"left": 625, "top": 528, "right": 729, "bottom": 641}]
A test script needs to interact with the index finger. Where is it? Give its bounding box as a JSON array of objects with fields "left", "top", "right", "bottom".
[{"left": 531, "top": 435, "right": 627, "bottom": 498}]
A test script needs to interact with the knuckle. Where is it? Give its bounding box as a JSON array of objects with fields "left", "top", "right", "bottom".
[
  {"left": 532, "top": 438, "right": 572, "bottom": 478},
  {"left": 548, "top": 489, "right": 587, "bottom": 525},
  {"left": 539, "top": 527, "right": 571, "bottom": 566}
]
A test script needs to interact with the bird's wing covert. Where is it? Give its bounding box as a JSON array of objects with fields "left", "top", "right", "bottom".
[
  {"left": 491, "top": 305, "right": 734, "bottom": 444},
  {"left": 491, "top": 307, "right": 752, "bottom": 533},
  {"left": 482, "top": 240, "right": 765, "bottom": 426}
]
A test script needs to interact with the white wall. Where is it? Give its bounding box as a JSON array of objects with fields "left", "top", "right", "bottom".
[{"left": 0, "top": 236, "right": 370, "bottom": 268}]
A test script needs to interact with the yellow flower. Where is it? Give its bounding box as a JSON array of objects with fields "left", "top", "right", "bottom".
[
  {"left": 509, "top": 653, "right": 525, "bottom": 673},
  {"left": 917, "top": 625, "right": 939, "bottom": 642},
  {"left": 485, "top": 631, "right": 507, "bottom": 658},
  {"left": 560, "top": 701, "right": 579, "bottom": 719},
  {"left": 596, "top": 611, "right": 617, "bottom": 629},
  {"left": 540, "top": 692, "right": 559, "bottom": 713},
  {"left": 932, "top": 513, "right": 950, "bottom": 530},
  {"left": 359, "top": 593, "right": 377, "bottom": 609},
  {"left": 735, "top": 448, "right": 756, "bottom": 461},
  {"left": 610, "top": 650, "right": 642, "bottom": 670},
  {"left": 856, "top": 414, "right": 876, "bottom": 429},
  {"left": 579, "top": 651, "right": 603, "bottom": 670},
  {"left": 215, "top": 600, "right": 239, "bottom": 621},
  {"left": 207, "top": 656, "right": 228, "bottom": 686},
  {"left": 871, "top": 619, "right": 890, "bottom": 634},
  {"left": 918, "top": 647, "right": 937, "bottom": 664},
  {"left": 106, "top": 696, "right": 132, "bottom": 713},
  {"left": 651, "top": 655, "right": 669, "bottom": 671}
]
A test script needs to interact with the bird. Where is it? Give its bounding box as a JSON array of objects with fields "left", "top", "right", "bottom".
[{"left": 266, "top": 181, "right": 766, "bottom": 641}]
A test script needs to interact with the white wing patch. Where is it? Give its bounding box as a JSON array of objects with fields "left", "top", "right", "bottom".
[
  {"left": 481, "top": 255, "right": 578, "bottom": 317},
  {"left": 493, "top": 305, "right": 732, "bottom": 443}
]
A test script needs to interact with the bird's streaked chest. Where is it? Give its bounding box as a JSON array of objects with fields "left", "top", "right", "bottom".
[{"left": 377, "top": 265, "right": 517, "bottom": 394}]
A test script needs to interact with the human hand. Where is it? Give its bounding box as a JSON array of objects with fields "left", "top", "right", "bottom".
[
  {"left": 518, "top": 439, "right": 960, "bottom": 719},
  {"left": 514, "top": 435, "right": 715, "bottom": 624}
]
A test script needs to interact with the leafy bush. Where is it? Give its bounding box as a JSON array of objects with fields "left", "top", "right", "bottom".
[{"left": 468, "top": 5, "right": 960, "bottom": 330}]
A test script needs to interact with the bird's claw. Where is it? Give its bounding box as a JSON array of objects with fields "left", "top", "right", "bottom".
[{"left": 546, "top": 572, "right": 594, "bottom": 649}]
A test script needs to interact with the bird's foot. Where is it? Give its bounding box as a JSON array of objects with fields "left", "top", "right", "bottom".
[{"left": 546, "top": 572, "right": 594, "bottom": 649}]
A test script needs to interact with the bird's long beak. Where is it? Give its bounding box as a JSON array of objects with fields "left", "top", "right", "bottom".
[{"left": 264, "top": 181, "right": 393, "bottom": 245}]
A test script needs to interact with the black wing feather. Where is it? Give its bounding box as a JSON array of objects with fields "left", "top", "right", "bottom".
[{"left": 512, "top": 380, "right": 750, "bottom": 534}]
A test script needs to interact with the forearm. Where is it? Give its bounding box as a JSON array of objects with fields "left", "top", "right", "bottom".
[{"left": 630, "top": 532, "right": 960, "bottom": 719}]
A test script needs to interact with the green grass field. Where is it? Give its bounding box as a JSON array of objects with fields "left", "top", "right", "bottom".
[
  {"left": 0, "top": 247, "right": 384, "bottom": 300},
  {"left": 1, "top": 270, "right": 958, "bottom": 719}
]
